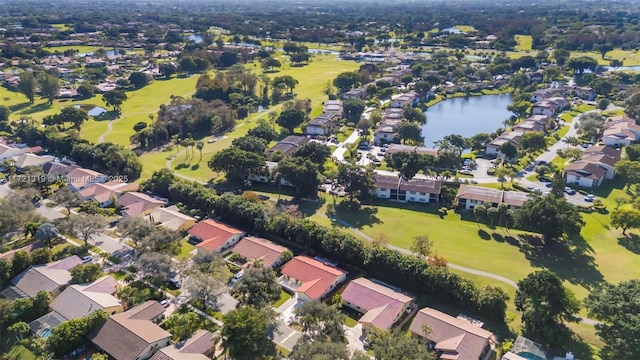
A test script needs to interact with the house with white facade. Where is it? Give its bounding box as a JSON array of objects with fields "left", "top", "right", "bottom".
[
  {"left": 456, "top": 185, "right": 529, "bottom": 210},
  {"left": 373, "top": 174, "right": 441, "bottom": 203},
  {"left": 565, "top": 161, "right": 607, "bottom": 188}
]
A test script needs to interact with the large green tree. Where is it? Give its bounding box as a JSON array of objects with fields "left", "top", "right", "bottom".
[
  {"left": 514, "top": 195, "right": 584, "bottom": 242},
  {"left": 333, "top": 72, "right": 361, "bottom": 93},
  {"left": 292, "top": 142, "right": 332, "bottom": 164},
  {"left": 584, "top": 279, "right": 640, "bottom": 360},
  {"left": 222, "top": 307, "right": 276, "bottom": 360},
  {"left": 614, "top": 159, "right": 640, "bottom": 190},
  {"left": 395, "top": 122, "right": 424, "bottom": 145},
  {"left": 277, "top": 108, "right": 306, "bottom": 134},
  {"left": 18, "top": 71, "right": 38, "bottom": 103},
  {"left": 610, "top": 208, "right": 640, "bottom": 235},
  {"left": 343, "top": 98, "right": 366, "bottom": 122},
  {"left": 515, "top": 270, "right": 580, "bottom": 347},
  {"left": 231, "top": 263, "right": 281, "bottom": 308},
  {"left": 336, "top": 163, "right": 375, "bottom": 201},
  {"left": 293, "top": 300, "right": 345, "bottom": 342},
  {"left": 275, "top": 157, "right": 320, "bottom": 197},
  {"left": 370, "top": 330, "right": 436, "bottom": 360},
  {"left": 102, "top": 90, "right": 128, "bottom": 111},
  {"left": 290, "top": 340, "right": 350, "bottom": 360},
  {"left": 519, "top": 131, "right": 546, "bottom": 152},
  {"left": 39, "top": 73, "right": 60, "bottom": 104},
  {"left": 209, "top": 147, "right": 266, "bottom": 182}
]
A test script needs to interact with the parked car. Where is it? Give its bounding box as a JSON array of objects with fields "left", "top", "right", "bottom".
[
  {"left": 159, "top": 299, "right": 170, "bottom": 308},
  {"left": 564, "top": 187, "right": 576, "bottom": 195},
  {"left": 81, "top": 255, "right": 93, "bottom": 264},
  {"left": 545, "top": 182, "right": 552, "bottom": 188},
  {"left": 585, "top": 194, "right": 596, "bottom": 202},
  {"left": 230, "top": 271, "right": 244, "bottom": 284}
]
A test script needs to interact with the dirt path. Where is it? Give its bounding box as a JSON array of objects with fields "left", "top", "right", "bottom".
[{"left": 97, "top": 118, "right": 116, "bottom": 144}]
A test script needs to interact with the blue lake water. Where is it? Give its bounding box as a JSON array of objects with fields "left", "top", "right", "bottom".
[{"left": 421, "top": 94, "right": 513, "bottom": 146}]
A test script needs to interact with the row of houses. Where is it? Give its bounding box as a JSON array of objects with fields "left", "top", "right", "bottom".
[
  {"left": 531, "top": 85, "right": 596, "bottom": 102},
  {"left": 602, "top": 115, "right": 640, "bottom": 147},
  {"left": 305, "top": 100, "right": 344, "bottom": 136},
  {"left": 485, "top": 114, "right": 553, "bottom": 158},
  {"left": 0, "top": 256, "right": 215, "bottom": 360},
  {"left": 187, "top": 218, "right": 496, "bottom": 360}
]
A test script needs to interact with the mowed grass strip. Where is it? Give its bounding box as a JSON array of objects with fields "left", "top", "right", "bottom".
[{"left": 514, "top": 35, "right": 533, "bottom": 52}]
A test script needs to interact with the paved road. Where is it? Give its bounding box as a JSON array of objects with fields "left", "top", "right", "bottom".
[{"left": 332, "top": 128, "right": 361, "bottom": 162}]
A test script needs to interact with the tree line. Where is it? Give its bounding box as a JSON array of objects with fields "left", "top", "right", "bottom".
[{"left": 142, "top": 169, "right": 510, "bottom": 322}]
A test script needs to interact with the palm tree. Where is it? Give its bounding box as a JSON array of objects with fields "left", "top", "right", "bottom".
[
  {"left": 23, "top": 222, "right": 40, "bottom": 239},
  {"left": 196, "top": 141, "right": 204, "bottom": 163}
]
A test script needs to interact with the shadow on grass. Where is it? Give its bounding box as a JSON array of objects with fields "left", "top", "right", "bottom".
[
  {"left": 20, "top": 102, "right": 52, "bottom": 115},
  {"left": 327, "top": 200, "right": 381, "bottom": 229},
  {"left": 618, "top": 233, "right": 640, "bottom": 254},
  {"left": 191, "top": 163, "right": 200, "bottom": 170},
  {"left": 8, "top": 102, "right": 31, "bottom": 112},
  {"left": 478, "top": 229, "right": 491, "bottom": 240},
  {"left": 563, "top": 333, "right": 596, "bottom": 360},
  {"left": 518, "top": 235, "right": 603, "bottom": 289}
]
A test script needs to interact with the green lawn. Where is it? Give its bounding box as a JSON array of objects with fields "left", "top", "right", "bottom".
[
  {"left": 454, "top": 25, "right": 477, "bottom": 33},
  {"left": 94, "top": 76, "right": 200, "bottom": 145},
  {"left": 273, "top": 290, "right": 292, "bottom": 308},
  {"left": 50, "top": 23, "right": 71, "bottom": 31},
  {"left": 514, "top": 35, "right": 533, "bottom": 52},
  {"left": 556, "top": 125, "right": 570, "bottom": 139},
  {"left": 2, "top": 337, "right": 37, "bottom": 360},
  {"left": 44, "top": 45, "right": 105, "bottom": 54},
  {"left": 569, "top": 48, "right": 640, "bottom": 66},
  {"left": 139, "top": 55, "right": 359, "bottom": 182},
  {"left": 176, "top": 238, "right": 197, "bottom": 261}
]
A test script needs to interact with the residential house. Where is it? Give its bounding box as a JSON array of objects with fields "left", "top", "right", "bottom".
[
  {"left": 78, "top": 181, "right": 139, "bottom": 207},
  {"left": 408, "top": 307, "right": 495, "bottom": 360},
  {"left": 42, "top": 160, "right": 77, "bottom": 179},
  {"left": 0, "top": 143, "right": 25, "bottom": 161},
  {"left": 50, "top": 276, "right": 123, "bottom": 320},
  {"left": 602, "top": 115, "right": 640, "bottom": 147},
  {"left": 385, "top": 144, "right": 438, "bottom": 157},
  {"left": 266, "top": 135, "right": 310, "bottom": 159},
  {"left": 117, "top": 191, "right": 166, "bottom": 217},
  {"left": 583, "top": 144, "right": 621, "bottom": 161},
  {"left": 8, "top": 255, "right": 82, "bottom": 298},
  {"left": 373, "top": 109, "right": 405, "bottom": 144},
  {"left": 279, "top": 256, "right": 347, "bottom": 301},
  {"left": 230, "top": 236, "right": 290, "bottom": 268},
  {"left": 85, "top": 57, "right": 107, "bottom": 68},
  {"left": 28, "top": 311, "right": 67, "bottom": 338},
  {"left": 89, "top": 301, "right": 171, "bottom": 360},
  {"left": 342, "top": 87, "right": 366, "bottom": 100},
  {"left": 565, "top": 160, "right": 607, "bottom": 188},
  {"left": 531, "top": 97, "right": 568, "bottom": 117},
  {"left": 65, "top": 167, "right": 107, "bottom": 191},
  {"left": 305, "top": 114, "right": 338, "bottom": 136},
  {"left": 12, "top": 153, "right": 55, "bottom": 172},
  {"left": 503, "top": 336, "right": 549, "bottom": 360},
  {"left": 580, "top": 153, "right": 617, "bottom": 179},
  {"left": 148, "top": 205, "right": 196, "bottom": 232},
  {"left": 390, "top": 91, "right": 419, "bottom": 108},
  {"left": 456, "top": 185, "right": 529, "bottom": 210},
  {"left": 188, "top": 219, "right": 245, "bottom": 253},
  {"left": 373, "top": 174, "right": 441, "bottom": 203},
  {"left": 248, "top": 161, "right": 278, "bottom": 183},
  {"left": 512, "top": 120, "right": 544, "bottom": 133},
  {"left": 322, "top": 100, "right": 343, "bottom": 116},
  {"left": 485, "top": 131, "right": 524, "bottom": 158},
  {"left": 341, "top": 277, "right": 414, "bottom": 331},
  {"left": 149, "top": 329, "right": 215, "bottom": 360}
]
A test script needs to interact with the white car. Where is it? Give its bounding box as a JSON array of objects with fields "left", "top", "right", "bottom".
[
  {"left": 81, "top": 255, "right": 93, "bottom": 264},
  {"left": 230, "top": 272, "right": 244, "bottom": 284}
]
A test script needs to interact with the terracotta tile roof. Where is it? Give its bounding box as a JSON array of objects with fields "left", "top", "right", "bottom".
[
  {"left": 89, "top": 301, "right": 170, "bottom": 360},
  {"left": 117, "top": 191, "right": 165, "bottom": 217},
  {"left": 281, "top": 256, "right": 347, "bottom": 300},
  {"left": 189, "top": 219, "right": 244, "bottom": 252},
  {"left": 11, "top": 255, "right": 82, "bottom": 297},
  {"left": 341, "top": 278, "right": 413, "bottom": 330},
  {"left": 409, "top": 307, "right": 494, "bottom": 360},
  {"left": 231, "top": 236, "right": 288, "bottom": 267}
]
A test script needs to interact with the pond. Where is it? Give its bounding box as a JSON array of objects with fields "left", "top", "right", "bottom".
[{"left": 421, "top": 93, "right": 513, "bottom": 146}]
